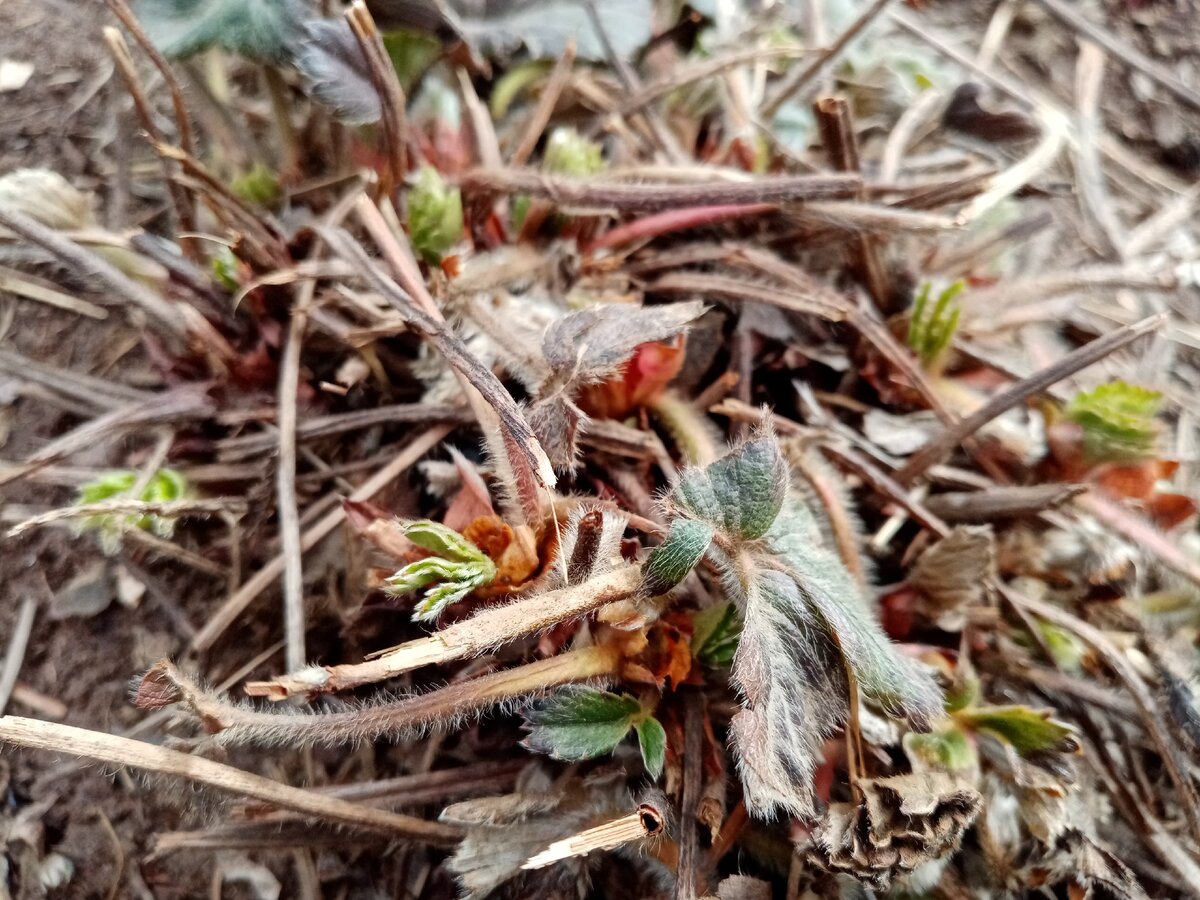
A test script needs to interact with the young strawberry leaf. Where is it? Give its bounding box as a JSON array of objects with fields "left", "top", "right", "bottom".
[
  {"left": 635, "top": 717, "right": 667, "bottom": 779},
  {"left": 955, "top": 705, "right": 1079, "bottom": 757},
  {"left": 673, "top": 429, "right": 789, "bottom": 541},
  {"left": 385, "top": 521, "right": 496, "bottom": 621},
  {"left": 408, "top": 166, "right": 464, "bottom": 265},
  {"left": 641, "top": 518, "right": 714, "bottom": 596},
  {"left": 907, "top": 279, "right": 963, "bottom": 372},
  {"left": 1065, "top": 381, "right": 1163, "bottom": 464},
  {"left": 903, "top": 727, "right": 978, "bottom": 776},
  {"left": 523, "top": 687, "right": 641, "bottom": 760},
  {"left": 690, "top": 602, "right": 741, "bottom": 668},
  {"left": 543, "top": 127, "right": 605, "bottom": 176},
  {"left": 77, "top": 469, "right": 194, "bottom": 551}
]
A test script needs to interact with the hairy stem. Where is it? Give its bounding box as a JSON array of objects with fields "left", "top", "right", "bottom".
[{"left": 247, "top": 564, "right": 644, "bottom": 698}]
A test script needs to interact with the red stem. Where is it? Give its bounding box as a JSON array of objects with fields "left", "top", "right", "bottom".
[{"left": 585, "top": 203, "right": 776, "bottom": 253}]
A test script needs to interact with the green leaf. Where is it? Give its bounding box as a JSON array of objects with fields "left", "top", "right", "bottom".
[
  {"left": 385, "top": 521, "right": 496, "bottom": 622},
  {"left": 133, "top": 0, "right": 303, "bottom": 61},
  {"left": 76, "top": 469, "right": 194, "bottom": 546},
  {"left": 635, "top": 717, "right": 667, "bottom": 779},
  {"left": 943, "top": 675, "right": 980, "bottom": 714},
  {"left": 903, "top": 727, "right": 978, "bottom": 775},
  {"left": 956, "top": 704, "right": 1079, "bottom": 757},
  {"left": 490, "top": 60, "right": 554, "bottom": 119},
  {"left": 691, "top": 602, "right": 741, "bottom": 667},
  {"left": 642, "top": 518, "right": 714, "bottom": 595},
  {"left": 211, "top": 246, "right": 241, "bottom": 291},
  {"left": 408, "top": 166, "right": 463, "bottom": 264},
  {"left": 403, "top": 520, "right": 489, "bottom": 563},
  {"left": 543, "top": 128, "right": 605, "bottom": 176},
  {"left": 1065, "top": 381, "right": 1163, "bottom": 464},
  {"left": 381, "top": 29, "right": 442, "bottom": 94},
  {"left": 230, "top": 163, "right": 281, "bottom": 206},
  {"left": 674, "top": 431, "right": 788, "bottom": 541},
  {"left": 523, "top": 687, "right": 641, "bottom": 760},
  {"left": 1036, "top": 620, "right": 1087, "bottom": 673},
  {"left": 906, "top": 279, "right": 964, "bottom": 371}
]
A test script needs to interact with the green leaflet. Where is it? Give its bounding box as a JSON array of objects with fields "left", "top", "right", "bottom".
[
  {"left": 956, "top": 705, "right": 1079, "bottom": 757},
  {"left": 1065, "top": 381, "right": 1163, "bottom": 464},
  {"left": 385, "top": 521, "right": 496, "bottom": 621},
  {"left": 907, "top": 279, "right": 963, "bottom": 371},
  {"left": 674, "top": 431, "right": 788, "bottom": 541},
  {"left": 635, "top": 717, "right": 667, "bottom": 779},
  {"left": 408, "top": 166, "right": 464, "bottom": 264},
  {"left": 904, "top": 727, "right": 978, "bottom": 776},
  {"left": 77, "top": 469, "right": 194, "bottom": 552},
  {"left": 523, "top": 687, "right": 642, "bottom": 760},
  {"left": 642, "top": 518, "right": 714, "bottom": 595},
  {"left": 543, "top": 128, "right": 606, "bottom": 176},
  {"left": 691, "top": 602, "right": 741, "bottom": 667}
]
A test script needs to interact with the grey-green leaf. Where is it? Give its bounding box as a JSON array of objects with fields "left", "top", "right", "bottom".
[
  {"left": 642, "top": 518, "right": 714, "bottom": 595},
  {"left": 636, "top": 717, "right": 667, "bottom": 779},
  {"left": 134, "top": 0, "right": 303, "bottom": 61},
  {"left": 674, "top": 430, "right": 788, "bottom": 541},
  {"left": 523, "top": 687, "right": 641, "bottom": 760}
]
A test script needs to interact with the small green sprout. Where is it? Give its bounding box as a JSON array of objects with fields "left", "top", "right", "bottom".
[
  {"left": 1065, "top": 381, "right": 1163, "bottom": 464},
  {"left": 77, "top": 469, "right": 194, "bottom": 552},
  {"left": 907, "top": 279, "right": 964, "bottom": 372},
  {"left": 230, "top": 163, "right": 281, "bottom": 206},
  {"left": 542, "top": 127, "right": 605, "bottom": 176},
  {"left": 386, "top": 520, "right": 496, "bottom": 621},
  {"left": 407, "top": 166, "right": 464, "bottom": 265}
]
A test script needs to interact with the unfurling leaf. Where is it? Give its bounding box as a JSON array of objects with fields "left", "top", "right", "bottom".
[
  {"left": 908, "top": 525, "right": 994, "bottom": 630},
  {"left": 385, "top": 520, "right": 496, "bottom": 621},
  {"left": 674, "top": 429, "right": 788, "bottom": 542},
  {"left": 294, "top": 18, "right": 381, "bottom": 124},
  {"left": 642, "top": 518, "right": 714, "bottom": 596},
  {"left": 543, "top": 128, "right": 605, "bottom": 176},
  {"left": 523, "top": 687, "right": 641, "bottom": 760},
  {"left": 635, "top": 717, "right": 667, "bottom": 779},
  {"left": 133, "top": 0, "right": 303, "bottom": 61},
  {"left": 77, "top": 469, "right": 194, "bottom": 552},
  {"left": 408, "top": 166, "right": 464, "bottom": 264},
  {"left": 907, "top": 279, "right": 963, "bottom": 372},
  {"left": 230, "top": 163, "right": 281, "bottom": 206},
  {"left": 955, "top": 704, "right": 1079, "bottom": 757},
  {"left": 690, "top": 602, "right": 741, "bottom": 667},
  {"left": 808, "top": 773, "right": 981, "bottom": 890},
  {"left": 1065, "top": 381, "right": 1163, "bottom": 464},
  {"left": 903, "top": 727, "right": 978, "bottom": 776}
]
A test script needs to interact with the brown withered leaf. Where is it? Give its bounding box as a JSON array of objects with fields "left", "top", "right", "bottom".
[
  {"left": 1030, "top": 830, "right": 1149, "bottom": 900},
  {"left": 709, "top": 875, "right": 773, "bottom": 900},
  {"left": 808, "top": 773, "right": 981, "bottom": 890},
  {"left": 976, "top": 732, "right": 1076, "bottom": 844},
  {"left": 909, "top": 526, "right": 995, "bottom": 631}
]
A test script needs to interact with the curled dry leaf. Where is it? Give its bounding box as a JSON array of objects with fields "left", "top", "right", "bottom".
[
  {"left": 909, "top": 525, "right": 995, "bottom": 630},
  {"left": 808, "top": 773, "right": 982, "bottom": 891}
]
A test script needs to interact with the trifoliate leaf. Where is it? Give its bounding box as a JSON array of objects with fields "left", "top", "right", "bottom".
[
  {"left": 385, "top": 521, "right": 496, "bottom": 621},
  {"left": 635, "top": 717, "right": 667, "bottom": 779},
  {"left": 133, "top": 0, "right": 304, "bottom": 61},
  {"left": 903, "top": 727, "right": 978, "bottom": 776},
  {"left": 523, "top": 687, "right": 641, "bottom": 760},
  {"left": 408, "top": 166, "right": 463, "bottom": 264},
  {"left": 691, "top": 602, "right": 741, "bottom": 668},
  {"left": 674, "top": 430, "right": 789, "bottom": 541},
  {"left": 1065, "top": 381, "right": 1163, "bottom": 464},
  {"left": 907, "top": 279, "right": 963, "bottom": 372},
  {"left": 642, "top": 518, "right": 714, "bottom": 595},
  {"left": 543, "top": 128, "right": 605, "bottom": 176},
  {"left": 956, "top": 704, "right": 1079, "bottom": 757}
]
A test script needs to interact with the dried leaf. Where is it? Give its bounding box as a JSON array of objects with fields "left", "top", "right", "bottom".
[
  {"left": 713, "top": 875, "right": 773, "bottom": 900},
  {"left": 523, "top": 687, "right": 642, "bottom": 761},
  {"left": 909, "top": 526, "right": 995, "bottom": 630},
  {"left": 1040, "top": 830, "right": 1149, "bottom": 900},
  {"left": 809, "top": 773, "right": 982, "bottom": 890}
]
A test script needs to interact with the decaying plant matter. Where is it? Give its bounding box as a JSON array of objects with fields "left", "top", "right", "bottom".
[{"left": 3, "top": 0, "right": 1200, "bottom": 897}]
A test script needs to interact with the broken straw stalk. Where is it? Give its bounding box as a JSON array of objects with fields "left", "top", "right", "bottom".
[{"left": 246, "top": 564, "right": 645, "bottom": 698}]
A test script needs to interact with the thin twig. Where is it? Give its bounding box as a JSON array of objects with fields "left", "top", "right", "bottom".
[
  {"left": 347, "top": 1, "right": 408, "bottom": 190},
  {"left": 3, "top": 498, "right": 246, "bottom": 540},
  {"left": 246, "top": 564, "right": 644, "bottom": 698},
  {"left": 0, "top": 716, "right": 461, "bottom": 844},
  {"left": 191, "top": 425, "right": 453, "bottom": 653},
  {"left": 1073, "top": 41, "right": 1123, "bottom": 257},
  {"left": 896, "top": 314, "right": 1165, "bottom": 482},
  {"left": 458, "top": 169, "right": 862, "bottom": 211},
  {"left": 0, "top": 594, "right": 37, "bottom": 716}
]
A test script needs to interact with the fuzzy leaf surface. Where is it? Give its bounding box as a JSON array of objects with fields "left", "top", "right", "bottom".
[
  {"left": 674, "top": 431, "right": 788, "bottom": 541},
  {"left": 523, "top": 687, "right": 641, "bottom": 760},
  {"left": 134, "top": 0, "right": 302, "bottom": 60},
  {"left": 635, "top": 717, "right": 667, "bottom": 779}
]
